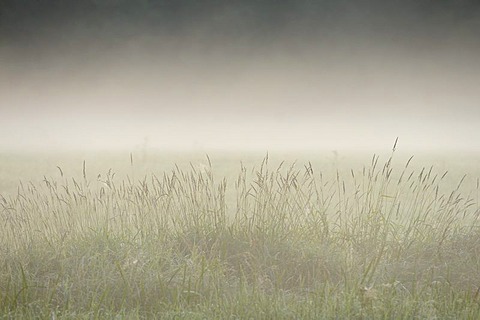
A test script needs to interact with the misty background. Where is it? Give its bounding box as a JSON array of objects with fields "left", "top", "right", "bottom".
[{"left": 1, "top": 0, "right": 480, "bottom": 152}]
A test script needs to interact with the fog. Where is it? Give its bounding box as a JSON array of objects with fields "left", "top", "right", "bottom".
[{"left": 1, "top": 0, "right": 480, "bottom": 152}]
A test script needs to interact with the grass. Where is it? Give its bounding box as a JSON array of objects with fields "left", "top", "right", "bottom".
[{"left": 1, "top": 149, "right": 480, "bottom": 319}]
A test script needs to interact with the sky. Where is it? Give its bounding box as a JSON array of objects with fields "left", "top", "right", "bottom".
[{"left": 1, "top": 0, "right": 480, "bottom": 152}]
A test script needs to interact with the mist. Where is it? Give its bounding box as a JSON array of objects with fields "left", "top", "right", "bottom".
[{"left": 1, "top": 0, "right": 480, "bottom": 152}]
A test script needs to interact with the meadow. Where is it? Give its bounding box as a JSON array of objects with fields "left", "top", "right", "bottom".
[{"left": 1, "top": 148, "right": 480, "bottom": 319}]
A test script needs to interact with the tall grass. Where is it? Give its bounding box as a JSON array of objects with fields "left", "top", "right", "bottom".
[{"left": 1, "top": 151, "right": 480, "bottom": 319}]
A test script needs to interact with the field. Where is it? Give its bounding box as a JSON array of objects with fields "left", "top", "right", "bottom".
[{"left": 1, "top": 149, "right": 480, "bottom": 319}]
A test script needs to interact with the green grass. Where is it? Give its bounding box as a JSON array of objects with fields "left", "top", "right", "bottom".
[{"left": 1, "top": 150, "right": 480, "bottom": 319}]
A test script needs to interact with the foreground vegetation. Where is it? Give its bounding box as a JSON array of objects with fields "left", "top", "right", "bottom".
[{"left": 1, "top": 150, "right": 480, "bottom": 319}]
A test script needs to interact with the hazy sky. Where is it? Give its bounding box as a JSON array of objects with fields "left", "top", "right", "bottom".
[{"left": 1, "top": 0, "right": 480, "bottom": 152}]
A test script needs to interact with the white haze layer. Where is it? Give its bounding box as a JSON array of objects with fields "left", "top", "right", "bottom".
[{"left": 1, "top": 39, "right": 479, "bottom": 153}]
